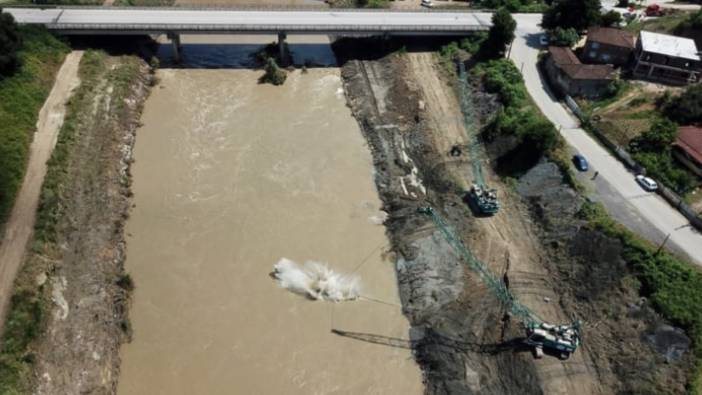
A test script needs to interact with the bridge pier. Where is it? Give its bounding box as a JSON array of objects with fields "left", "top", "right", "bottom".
[
  {"left": 167, "top": 32, "right": 182, "bottom": 63},
  {"left": 277, "top": 32, "right": 288, "bottom": 66}
]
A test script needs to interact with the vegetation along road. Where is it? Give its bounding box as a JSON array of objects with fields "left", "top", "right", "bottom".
[
  {"left": 0, "top": 51, "right": 83, "bottom": 329},
  {"left": 511, "top": 13, "right": 702, "bottom": 266}
]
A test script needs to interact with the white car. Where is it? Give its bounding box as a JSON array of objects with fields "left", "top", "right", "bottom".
[{"left": 636, "top": 175, "right": 658, "bottom": 192}]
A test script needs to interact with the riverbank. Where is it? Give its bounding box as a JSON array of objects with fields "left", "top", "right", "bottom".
[
  {"left": 0, "top": 50, "right": 152, "bottom": 394},
  {"left": 337, "top": 39, "right": 698, "bottom": 394}
]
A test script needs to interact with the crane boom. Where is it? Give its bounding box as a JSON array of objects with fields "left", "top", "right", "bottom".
[{"left": 418, "top": 206, "right": 581, "bottom": 359}]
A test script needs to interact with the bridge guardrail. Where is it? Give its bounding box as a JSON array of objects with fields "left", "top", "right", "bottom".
[{"left": 45, "top": 23, "right": 489, "bottom": 32}]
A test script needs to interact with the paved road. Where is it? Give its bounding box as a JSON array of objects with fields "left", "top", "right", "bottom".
[
  {"left": 6, "top": 7, "right": 492, "bottom": 34},
  {"left": 512, "top": 14, "right": 702, "bottom": 265}
]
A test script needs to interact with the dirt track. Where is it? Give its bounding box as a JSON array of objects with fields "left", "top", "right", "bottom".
[
  {"left": 338, "top": 42, "right": 608, "bottom": 393},
  {"left": 405, "top": 52, "right": 604, "bottom": 395},
  {"left": 0, "top": 51, "right": 83, "bottom": 333}
]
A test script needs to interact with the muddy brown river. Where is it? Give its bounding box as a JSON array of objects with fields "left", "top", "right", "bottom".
[{"left": 117, "top": 36, "right": 422, "bottom": 394}]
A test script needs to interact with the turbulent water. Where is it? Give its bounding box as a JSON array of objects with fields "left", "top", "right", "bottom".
[
  {"left": 273, "top": 258, "right": 361, "bottom": 301},
  {"left": 117, "top": 35, "right": 422, "bottom": 395}
]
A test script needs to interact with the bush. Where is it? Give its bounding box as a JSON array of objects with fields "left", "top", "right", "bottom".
[
  {"left": 474, "top": 59, "right": 527, "bottom": 107},
  {"left": 662, "top": 84, "right": 702, "bottom": 125},
  {"left": 0, "top": 27, "right": 68, "bottom": 223},
  {"left": 549, "top": 27, "right": 580, "bottom": 47},
  {"left": 601, "top": 10, "right": 622, "bottom": 27},
  {"left": 260, "top": 58, "right": 287, "bottom": 86},
  {"left": 0, "top": 11, "right": 22, "bottom": 77}
]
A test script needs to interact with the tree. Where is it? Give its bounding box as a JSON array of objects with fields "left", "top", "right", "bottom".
[
  {"left": 600, "top": 10, "right": 622, "bottom": 27},
  {"left": 260, "top": 58, "right": 287, "bottom": 86},
  {"left": 542, "top": 0, "right": 603, "bottom": 31},
  {"left": 632, "top": 117, "right": 678, "bottom": 153},
  {"left": 0, "top": 10, "right": 22, "bottom": 77},
  {"left": 549, "top": 27, "right": 579, "bottom": 46},
  {"left": 480, "top": 7, "right": 516, "bottom": 60},
  {"left": 662, "top": 84, "right": 702, "bottom": 125}
]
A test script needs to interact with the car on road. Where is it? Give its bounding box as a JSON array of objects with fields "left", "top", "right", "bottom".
[
  {"left": 636, "top": 175, "right": 658, "bottom": 192},
  {"left": 572, "top": 154, "right": 589, "bottom": 172},
  {"left": 539, "top": 34, "right": 549, "bottom": 47}
]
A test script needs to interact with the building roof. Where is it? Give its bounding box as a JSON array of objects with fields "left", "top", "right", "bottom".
[
  {"left": 639, "top": 31, "right": 700, "bottom": 61},
  {"left": 561, "top": 64, "right": 615, "bottom": 80},
  {"left": 587, "top": 27, "right": 636, "bottom": 49},
  {"left": 549, "top": 46, "right": 580, "bottom": 65},
  {"left": 675, "top": 126, "right": 702, "bottom": 164},
  {"left": 548, "top": 46, "right": 615, "bottom": 80}
]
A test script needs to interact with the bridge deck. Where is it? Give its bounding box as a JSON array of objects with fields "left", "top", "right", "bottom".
[{"left": 6, "top": 7, "right": 492, "bottom": 35}]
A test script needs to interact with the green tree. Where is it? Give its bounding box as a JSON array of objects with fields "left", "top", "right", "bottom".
[
  {"left": 632, "top": 117, "right": 678, "bottom": 152},
  {"left": 600, "top": 10, "right": 622, "bottom": 27},
  {"left": 0, "top": 10, "right": 22, "bottom": 77},
  {"left": 549, "top": 27, "right": 580, "bottom": 46},
  {"left": 542, "top": 0, "right": 602, "bottom": 31},
  {"left": 662, "top": 84, "right": 702, "bottom": 125},
  {"left": 480, "top": 8, "right": 516, "bottom": 60},
  {"left": 260, "top": 58, "right": 287, "bottom": 86}
]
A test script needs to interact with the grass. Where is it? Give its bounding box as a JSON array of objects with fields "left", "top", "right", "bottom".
[
  {"left": 580, "top": 201, "right": 702, "bottom": 394},
  {"left": 0, "top": 27, "right": 68, "bottom": 226},
  {"left": 625, "top": 10, "right": 694, "bottom": 35},
  {"left": 0, "top": 50, "right": 142, "bottom": 394}
]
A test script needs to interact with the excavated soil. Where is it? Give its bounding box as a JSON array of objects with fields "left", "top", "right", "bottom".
[
  {"left": 337, "top": 42, "right": 604, "bottom": 394},
  {"left": 338, "top": 40, "right": 694, "bottom": 394},
  {"left": 21, "top": 55, "right": 152, "bottom": 394}
]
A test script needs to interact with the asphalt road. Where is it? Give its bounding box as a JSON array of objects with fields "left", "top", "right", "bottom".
[
  {"left": 6, "top": 7, "right": 492, "bottom": 33},
  {"left": 512, "top": 14, "right": 702, "bottom": 265}
]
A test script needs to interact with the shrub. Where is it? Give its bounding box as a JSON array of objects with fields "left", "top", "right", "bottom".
[
  {"left": 549, "top": 27, "right": 580, "bottom": 47},
  {"left": 601, "top": 10, "right": 622, "bottom": 27},
  {"left": 259, "top": 58, "right": 287, "bottom": 86},
  {"left": 0, "top": 10, "right": 22, "bottom": 77},
  {"left": 0, "top": 27, "right": 68, "bottom": 223},
  {"left": 662, "top": 84, "right": 702, "bottom": 125},
  {"left": 474, "top": 59, "right": 527, "bottom": 107}
]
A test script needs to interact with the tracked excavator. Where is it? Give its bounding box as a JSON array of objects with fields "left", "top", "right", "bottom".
[
  {"left": 457, "top": 62, "right": 500, "bottom": 216},
  {"left": 419, "top": 206, "right": 581, "bottom": 360}
]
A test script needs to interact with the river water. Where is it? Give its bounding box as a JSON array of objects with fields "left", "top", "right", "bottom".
[{"left": 117, "top": 36, "right": 423, "bottom": 394}]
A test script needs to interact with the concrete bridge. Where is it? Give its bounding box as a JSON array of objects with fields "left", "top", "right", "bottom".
[{"left": 5, "top": 7, "right": 492, "bottom": 60}]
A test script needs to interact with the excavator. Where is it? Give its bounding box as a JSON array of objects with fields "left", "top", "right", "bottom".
[{"left": 419, "top": 206, "right": 581, "bottom": 360}]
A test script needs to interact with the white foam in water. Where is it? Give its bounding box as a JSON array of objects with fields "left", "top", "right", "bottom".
[{"left": 273, "top": 258, "right": 361, "bottom": 302}]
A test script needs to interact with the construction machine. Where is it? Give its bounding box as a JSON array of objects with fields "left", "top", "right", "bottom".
[
  {"left": 458, "top": 62, "right": 500, "bottom": 216},
  {"left": 419, "top": 206, "right": 581, "bottom": 359}
]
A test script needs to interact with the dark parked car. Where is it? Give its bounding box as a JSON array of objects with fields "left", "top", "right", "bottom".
[{"left": 572, "top": 154, "right": 589, "bottom": 172}]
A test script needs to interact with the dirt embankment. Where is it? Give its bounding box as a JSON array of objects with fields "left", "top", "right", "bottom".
[
  {"left": 516, "top": 162, "right": 693, "bottom": 394},
  {"left": 6, "top": 53, "right": 153, "bottom": 394},
  {"left": 337, "top": 41, "right": 606, "bottom": 394}
]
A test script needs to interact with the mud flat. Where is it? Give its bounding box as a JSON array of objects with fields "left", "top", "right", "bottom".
[{"left": 117, "top": 64, "right": 422, "bottom": 393}]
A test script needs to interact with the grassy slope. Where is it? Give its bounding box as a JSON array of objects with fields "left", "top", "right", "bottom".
[
  {"left": 581, "top": 202, "right": 702, "bottom": 394},
  {"left": 0, "top": 49, "right": 144, "bottom": 394},
  {"left": 0, "top": 27, "right": 68, "bottom": 225}
]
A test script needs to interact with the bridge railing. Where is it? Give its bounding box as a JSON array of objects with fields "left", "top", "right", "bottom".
[
  {"left": 45, "top": 23, "right": 490, "bottom": 33},
  {"left": 1, "top": 4, "right": 496, "bottom": 13}
]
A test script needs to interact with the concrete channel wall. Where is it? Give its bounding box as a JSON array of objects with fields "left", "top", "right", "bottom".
[{"left": 564, "top": 95, "right": 702, "bottom": 232}]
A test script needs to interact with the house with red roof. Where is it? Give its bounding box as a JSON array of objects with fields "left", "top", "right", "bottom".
[{"left": 673, "top": 126, "right": 702, "bottom": 177}]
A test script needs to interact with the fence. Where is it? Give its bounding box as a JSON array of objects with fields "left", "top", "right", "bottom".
[{"left": 564, "top": 95, "right": 702, "bottom": 232}]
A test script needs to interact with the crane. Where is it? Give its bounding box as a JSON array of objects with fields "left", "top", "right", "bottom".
[
  {"left": 457, "top": 62, "right": 499, "bottom": 215},
  {"left": 418, "top": 206, "right": 581, "bottom": 359}
]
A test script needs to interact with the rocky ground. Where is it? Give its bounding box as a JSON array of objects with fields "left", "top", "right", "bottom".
[
  {"left": 8, "top": 53, "right": 153, "bottom": 394},
  {"left": 335, "top": 39, "right": 694, "bottom": 394}
]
